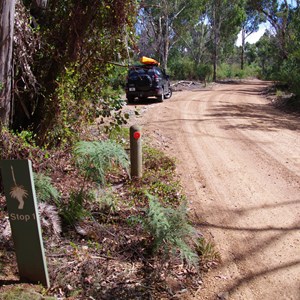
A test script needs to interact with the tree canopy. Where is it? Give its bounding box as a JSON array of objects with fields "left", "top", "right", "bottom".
[
  {"left": 1, "top": 0, "right": 137, "bottom": 146},
  {"left": 0, "top": 0, "right": 299, "bottom": 146}
]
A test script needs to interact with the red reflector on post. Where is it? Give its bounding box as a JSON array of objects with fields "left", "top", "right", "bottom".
[{"left": 133, "top": 132, "right": 141, "bottom": 140}]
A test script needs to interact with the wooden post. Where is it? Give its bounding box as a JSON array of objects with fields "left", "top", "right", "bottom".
[{"left": 130, "top": 125, "right": 142, "bottom": 178}]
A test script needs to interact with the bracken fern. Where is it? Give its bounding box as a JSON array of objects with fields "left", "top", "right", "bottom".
[
  {"left": 59, "top": 189, "right": 90, "bottom": 225},
  {"left": 34, "top": 172, "right": 60, "bottom": 203}
]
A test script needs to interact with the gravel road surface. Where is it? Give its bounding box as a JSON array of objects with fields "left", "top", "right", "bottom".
[{"left": 132, "top": 79, "right": 300, "bottom": 300}]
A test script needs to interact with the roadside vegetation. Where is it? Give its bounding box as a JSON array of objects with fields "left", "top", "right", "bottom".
[
  {"left": 0, "top": 126, "right": 221, "bottom": 299},
  {"left": 0, "top": 0, "right": 300, "bottom": 299}
]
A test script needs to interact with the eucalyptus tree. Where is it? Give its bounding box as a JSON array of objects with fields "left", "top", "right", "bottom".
[
  {"left": 206, "top": 0, "right": 246, "bottom": 81},
  {"left": 277, "top": 4, "right": 300, "bottom": 95},
  {"left": 249, "top": 0, "right": 291, "bottom": 59},
  {"left": 255, "top": 31, "right": 276, "bottom": 77},
  {"left": 249, "top": 0, "right": 300, "bottom": 95},
  {"left": 240, "top": 2, "right": 265, "bottom": 69},
  {"left": 0, "top": 0, "right": 16, "bottom": 126},
  {"left": 138, "top": 0, "right": 206, "bottom": 69},
  {"left": 177, "top": 14, "right": 211, "bottom": 66},
  {"left": 0, "top": 0, "right": 48, "bottom": 127},
  {"left": 167, "top": 16, "right": 212, "bottom": 80}
]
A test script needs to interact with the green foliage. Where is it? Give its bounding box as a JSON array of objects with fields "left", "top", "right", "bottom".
[
  {"left": 143, "top": 193, "right": 198, "bottom": 266},
  {"left": 0, "top": 127, "right": 48, "bottom": 161},
  {"left": 169, "top": 57, "right": 211, "bottom": 81},
  {"left": 99, "top": 95, "right": 130, "bottom": 135},
  {"left": 16, "top": 130, "right": 37, "bottom": 147},
  {"left": 34, "top": 172, "right": 60, "bottom": 203},
  {"left": 196, "top": 64, "right": 213, "bottom": 81},
  {"left": 59, "top": 189, "right": 91, "bottom": 225},
  {"left": 96, "top": 188, "right": 118, "bottom": 214},
  {"left": 74, "top": 140, "right": 129, "bottom": 185},
  {"left": 278, "top": 54, "right": 300, "bottom": 96},
  {"left": 144, "top": 146, "right": 176, "bottom": 172},
  {"left": 125, "top": 145, "right": 184, "bottom": 207},
  {"left": 137, "top": 0, "right": 207, "bottom": 68},
  {"left": 108, "top": 126, "right": 130, "bottom": 148},
  {"left": 255, "top": 33, "right": 280, "bottom": 80},
  {"left": 0, "top": 285, "right": 55, "bottom": 300},
  {"left": 218, "top": 63, "right": 246, "bottom": 79},
  {"left": 250, "top": 5, "right": 300, "bottom": 98},
  {"left": 217, "top": 63, "right": 259, "bottom": 80},
  {"left": 11, "top": 0, "right": 137, "bottom": 147},
  {"left": 169, "top": 57, "right": 195, "bottom": 80},
  {"left": 41, "top": 63, "right": 131, "bottom": 147},
  {"left": 44, "top": 65, "right": 83, "bottom": 147}
]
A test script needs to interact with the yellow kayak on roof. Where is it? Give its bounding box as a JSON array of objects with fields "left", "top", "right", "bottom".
[{"left": 140, "top": 56, "right": 160, "bottom": 65}]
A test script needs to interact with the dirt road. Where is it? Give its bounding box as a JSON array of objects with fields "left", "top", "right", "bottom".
[{"left": 132, "top": 80, "right": 300, "bottom": 299}]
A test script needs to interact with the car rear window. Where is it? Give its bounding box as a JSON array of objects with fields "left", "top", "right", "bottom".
[
  {"left": 129, "top": 68, "right": 145, "bottom": 76},
  {"left": 129, "top": 67, "right": 155, "bottom": 77}
]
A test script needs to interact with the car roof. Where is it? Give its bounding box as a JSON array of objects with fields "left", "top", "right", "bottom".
[{"left": 129, "top": 64, "right": 160, "bottom": 70}]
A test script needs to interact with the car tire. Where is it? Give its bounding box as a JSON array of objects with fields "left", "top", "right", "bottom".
[
  {"left": 164, "top": 88, "right": 172, "bottom": 99},
  {"left": 157, "top": 94, "right": 164, "bottom": 102}
]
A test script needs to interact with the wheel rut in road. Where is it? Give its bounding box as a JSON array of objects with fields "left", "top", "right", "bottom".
[{"left": 136, "top": 80, "right": 300, "bottom": 300}]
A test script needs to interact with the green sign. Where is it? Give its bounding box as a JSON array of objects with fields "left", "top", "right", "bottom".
[{"left": 0, "top": 160, "right": 50, "bottom": 287}]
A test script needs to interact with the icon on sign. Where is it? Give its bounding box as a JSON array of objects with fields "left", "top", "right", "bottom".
[{"left": 9, "top": 166, "right": 28, "bottom": 210}]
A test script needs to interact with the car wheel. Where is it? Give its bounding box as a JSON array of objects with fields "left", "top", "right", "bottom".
[
  {"left": 157, "top": 94, "right": 164, "bottom": 102},
  {"left": 164, "top": 88, "right": 172, "bottom": 99}
]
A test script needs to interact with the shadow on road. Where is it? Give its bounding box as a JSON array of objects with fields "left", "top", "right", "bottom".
[
  {"left": 205, "top": 99, "right": 300, "bottom": 132},
  {"left": 193, "top": 196, "right": 300, "bottom": 297}
]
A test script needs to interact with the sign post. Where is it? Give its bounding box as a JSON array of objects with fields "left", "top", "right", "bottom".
[{"left": 0, "top": 160, "right": 50, "bottom": 287}]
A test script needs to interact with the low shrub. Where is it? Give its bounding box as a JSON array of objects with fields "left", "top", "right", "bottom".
[
  {"left": 142, "top": 193, "right": 198, "bottom": 266},
  {"left": 73, "top": 140, "right": 129, "bottom": 185}
]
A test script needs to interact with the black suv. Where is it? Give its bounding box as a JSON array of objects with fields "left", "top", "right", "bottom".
[{"left": 125, "top": 65, "right": 172, "bottom": 103}]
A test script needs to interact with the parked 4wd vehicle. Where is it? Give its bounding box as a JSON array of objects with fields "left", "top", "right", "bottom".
[{"left": 125, "top": 64, "right": 172, "bottom": 103}]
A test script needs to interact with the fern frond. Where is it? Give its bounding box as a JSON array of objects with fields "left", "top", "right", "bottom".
[
  {"left": 34, "top": 172, "right": 60, "bottom": 203},
  {"left": 74, "top": 140, "right": 129, "bottom": 185},
  {"left": 59, "top": 189, "right": 90, "bottom": 225}
]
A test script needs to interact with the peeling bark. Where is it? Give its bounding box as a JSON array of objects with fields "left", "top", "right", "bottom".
[{"left": 0, "top": 0, "right": 16, "bottom": 126}]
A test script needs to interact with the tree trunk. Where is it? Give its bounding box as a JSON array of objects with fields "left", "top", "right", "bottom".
[
  {"left": 212, "top": 2, "right": 218, "bottom": 82},
  {"left": 241, "top": 27, "right": 245, "bottom": 70},
  {"left": 162, "top": 13, "right": 169, "bottom": 70},
  {"left": 0, "top": 0, "right": 16, "bottom": 126}
]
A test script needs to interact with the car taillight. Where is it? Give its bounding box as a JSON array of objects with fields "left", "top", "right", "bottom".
[{"left": 153, "top": 74, "right": 159, "bottom": 82}]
